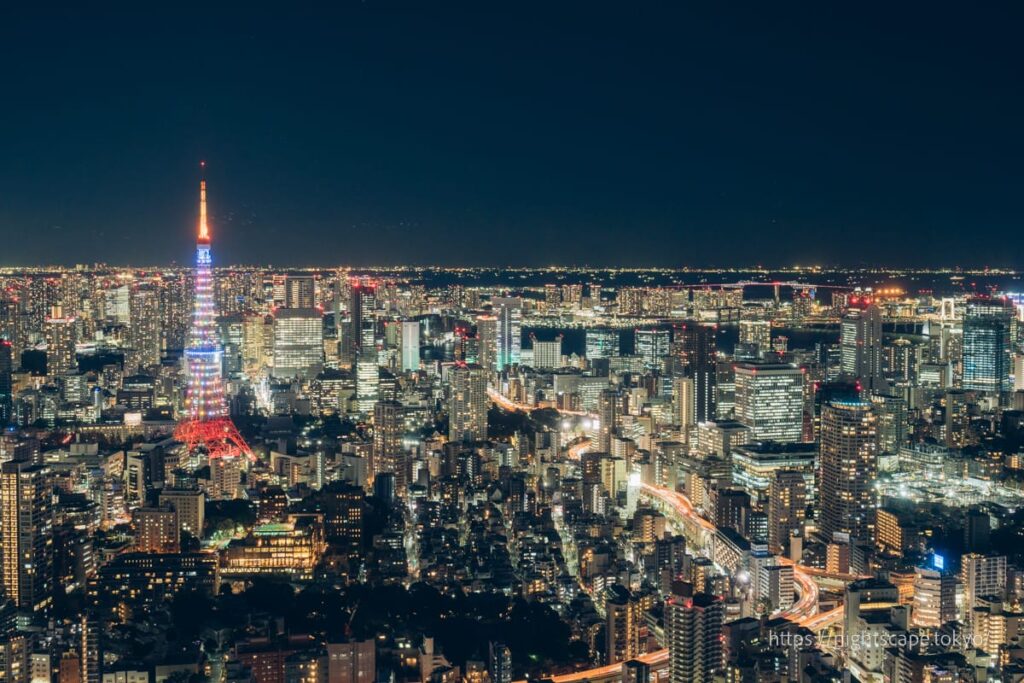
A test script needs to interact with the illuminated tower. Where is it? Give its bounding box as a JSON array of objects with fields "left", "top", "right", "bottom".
[{"left": 174, "top": 168, "right": 251, "bottom": 460}]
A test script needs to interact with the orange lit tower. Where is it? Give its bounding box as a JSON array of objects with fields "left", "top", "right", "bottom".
[{"left": 174, "top": 166, "right": 251, "bottom": 460}]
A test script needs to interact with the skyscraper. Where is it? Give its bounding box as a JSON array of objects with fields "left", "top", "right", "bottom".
[
  {"left": 767, "top": 470, "right": 807, "bottom": 555},
  {"left": 635, "top": 328, "right": 671, "bottom": 368},
  {"left": 818, "top": 397, "right": 879, "bottom": 543},
  {"left": 962, "top": 297, "right": 1014, "bottom": 395},
  {"left": 284, "top": 275, "right": 316, "bottom": 309},
  {"left": 349, "top": 280, "right": 377, "bottom": 353},
  {"left": 273, "top": 308, "right": 324, "bottom": 379},
  {"left": 373, "top": 401, "right": 406, "bottom": 493},
  {"left": 126, "top": 286, "right": 161, "bottom": 373},
  {"left": 840, "top": 303, "right": 886, "bottom": 392},
  {"left": 476, "top": 315, "right": 498, "bottom": 373},
  {"left": 449, "top": 364, "right": 487, "bottom": 443},
  {"left": 400, "top": 321, "right": 420, "bottom": 373},
  {"left": 492, "top": 297, "right": 522, "bottom": 371},
  {"left": 1, "top": 460, "right": 53, "bottom": 614},
  {"left": 674, "top": 323, "right": 717, "bottom": 423},
  {"left": 174, "top": 172, "right": 251, "bottom": 461},
  {"left": 586, "top": 327, "right": 620, "bottom": 360},
  {"left": 44, "top": 306, "right": 77, "bottom": 378},
  {"left": 597, "top": 389, "right": 619, "bottom": 453},
  {"left": 738, "top": 320, "right": 771, "bottom": 355},
  {"left": 0, "top": 341, "right": 11, "bottom": 426},
  {"left": 733, "top": 361, "right": 805, "bottom": 442}
]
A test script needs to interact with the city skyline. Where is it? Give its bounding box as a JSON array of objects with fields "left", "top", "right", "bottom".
[{"left": 2, "top": 4, "right": 1023, "bottom": 267}]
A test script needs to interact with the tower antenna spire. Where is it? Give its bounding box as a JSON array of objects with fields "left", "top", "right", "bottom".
[{"left": 198, "top": 160, "right": 209, "bottom": 243}]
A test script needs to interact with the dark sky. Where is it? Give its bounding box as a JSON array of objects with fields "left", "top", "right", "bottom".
[{"left": 1, "top": 3, "right": 1021, "bottom": 268}]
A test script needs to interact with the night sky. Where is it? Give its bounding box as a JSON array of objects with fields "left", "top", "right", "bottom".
[{"left": 1, "top": 4, "right": 1021, "bottom": 268}]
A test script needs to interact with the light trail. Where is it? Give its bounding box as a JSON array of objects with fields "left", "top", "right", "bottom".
[{"left": 487, "top": 387, "right": 594, "bottom": 418}]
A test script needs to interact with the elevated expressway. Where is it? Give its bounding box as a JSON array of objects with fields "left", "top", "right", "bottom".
[{"left": 489, "top": 396, "right": 849, "bottom": 683}]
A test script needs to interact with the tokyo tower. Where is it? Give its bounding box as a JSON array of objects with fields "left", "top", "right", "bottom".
[{"left": 174, "top": 166, "right": 252, "bottom": 460}]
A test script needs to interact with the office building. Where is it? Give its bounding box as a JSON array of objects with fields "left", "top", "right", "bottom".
[
  {"left": 492, "top": 297, "right": 522, "bottom": 371},
  {"left": 284, "top": 275, "right": 316, "bottom": 309},
  {"left": 738, "top": 320, "right": 771, "bottom": 355},
  {"left": 840, "top": 304, "right": 886, "bottom": 392},
  {"left": 674, "top": 323, "right": 717, "bottom": 423},
  {"left": 733, "top": 362, "right": 804, "bottom": 442},
  {"left": 400, "top": 321, "right": 420, "bottom": 372},
  {"left": 635, "top": 328, "right": 671, "bottom": 368},
  {"left": 962, "top": 297, "right": 1014, "bottom": 394},
  {"left": 586, "top": 328, "right": 620, "bottom": 360},
  {"left": 531, "top": 337, "right": 562, "bottom": 369},
  {"left": 273, "top": 308, "right": 324, "bottom": 379}
]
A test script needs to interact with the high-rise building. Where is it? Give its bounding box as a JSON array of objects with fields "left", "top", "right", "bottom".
[
  {"left": 870, "top": 392, "right": 907, "bottom": 455},
  {"left": 348, "top": 280, "right": 377, "bottom": 354},
  {"left": 665, "top": 582, "right": 723, "bottom": 683},
  {"left": 449, "top": 364, "right": 487, "bottom": 443},
  {"left": 531, "top": 337, "right": 562, "bottom": 369},
  {"left": 355, "top": 350, "right": 380, "bottom": 415},
  {"left": 0, "top": 341, "right": 11, "bottom": 426},
  {"left": 635, "top": 328, "right": 671, "bottom": 368},
  {"left": 738, "top": 320, "right": 771, "bottom": 355},
  {"left": 44, "top": 306, "right": 77, "bottom": 377},
  {"left": 767, "top": 470, "right": 807, "bottom": 555},
  {"left": 1, "top": 460, "right": 53, "bottom": 614},
  {"left": 284, "top": 275, "right": 316, "bottom": 309},
  {"left": 210, "top": 455, "right": 242, "bottom": 500},
  {"left": 733, "top": 361, "right": 804, "bottom": 442},
  {"left": 273, "top": 308, "right": 324, "bottom": 379},
  {"left": 674, "top": 323, "right": 717, "bottom": 423},
  {"left": 372, "top": 401, "right": 405, "bottom": 493},
  {"left": 962, "top": 297, "right": 1014, "bottom": 394},
  {"left": 912, "top": 567, "right": 956, "bottom": 628},
  {"left": 133, "top": 507, "right": 180, "bottom": 553},
  {"left": 492, "top": 297, "right": 522, "bottom": 371},
  {"left": 604, "top": 584, "right": 640, "bottom": 665},
  {"left": 400, "top": 321, "right": 420, "bottom": 372},
  {"left": 159, "top": 488, "right": 205, "bottom": 538},
  {"left": 586, "top": 328, "right": 620, "bottom": 360},
  {"left": 840, "top": 304, "right": 886, "bottom": 392},
  {"left": 962, "top": 554, "right": 1007, "bottom": 625},
  {"left": 126, "top": 286, "right": 161, "bottom": 373},
  {"left": 476, "top": 315, "right": 498, "bottom": 373},
  {"left": 597, "top": 389, "right": 619, "bottom": 453},
  {"left": 818, "top": 397, "right": 879, "bottom": 544}
]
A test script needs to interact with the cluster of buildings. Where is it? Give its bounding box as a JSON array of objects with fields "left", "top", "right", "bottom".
[{"left": 2, "top": 184, "right": 1024, "bottom": 682}]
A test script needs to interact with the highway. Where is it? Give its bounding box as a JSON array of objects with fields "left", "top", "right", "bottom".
[
  {"left": 637, "top": 483, "right": 819, "bottom": 624},
  {"left": 487, "top": 387, "right": 594, "bottom": 417},
  {"left": 490, "top": 389, "right": 847, "bottom": 683}
]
